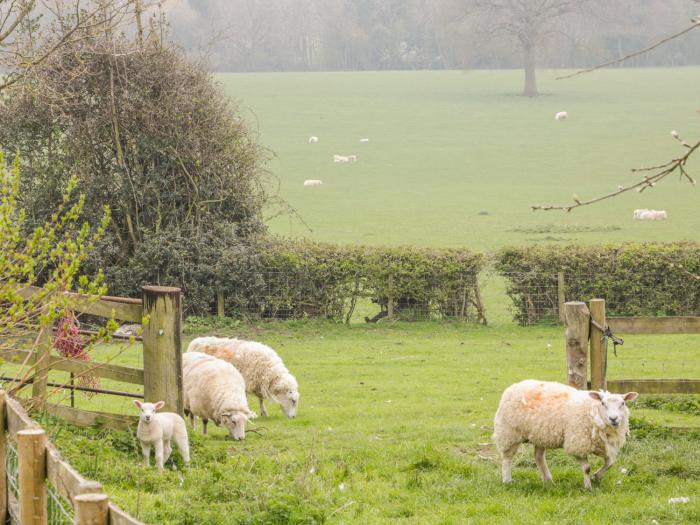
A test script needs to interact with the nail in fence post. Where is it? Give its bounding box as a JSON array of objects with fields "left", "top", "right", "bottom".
[
  {"left": 565, "top": 301, "right": 590, "bottom": 390},
  {"left": 18, "top": 428, "right": 47, "bottom": 525},
  {"left": 142, "top": 286, "right": 184, "bottom": 415},
  {"left": 589, "top": 298, "right": 607, "bottom": 391},
  {"left": 74, "top": 493, "right": 109, "bottom": 525}
]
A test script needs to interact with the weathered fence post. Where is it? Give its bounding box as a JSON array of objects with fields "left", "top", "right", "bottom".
[
  {"left": 31, "top": 326, "right": 52, "bottom": 407},
  {"left": 74, "top": 493, "right": 109, "bottom": 525},
  {"left": 387, "top": 275, "right": 394, "bottom": 318},
  {"left": 565, "top": 301, "right": 590, "bottom": 389},
  {"left": 589, "top": 298, "right": 607, "bottom": 391},
  {"left": 142, "top": 286, "right": 184, "bottom": 415},
  {"left": 217, "top": 290, "right": 225, "bottom": 318},
  {"left": 0, "top": 391, "right": 6, "bottom": 523},
  {"left": 557, "top": 271, "right": 566, "bottom": 322},
  {"left": 18, "top": 428, "right": 47, "bottom": 525}
]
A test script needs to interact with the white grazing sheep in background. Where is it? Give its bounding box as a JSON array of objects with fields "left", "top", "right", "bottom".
[
  {"left": 493, "top": 380, "right": 638, "bottom": 489},
  {"left": 359, "top": 138, "right": 370, "bottom": 143},
  {"left": 134, "top": 400, "right": 190, "bottom": 473},
  {"left": 333, "top": 154, "right": 357, "bottom": 163},
  {"left": 183, "top": 352, "right": 255, "bottom": 439},
  {"left": 633, "top": 208, "right": 649, "bottom": 220},
  {"left": 303, "top": 179, "right": 323, "bottom": 187},
  {"left": 308, "top": 136, "right": 319, "bottom": 143},
  {"left": 555, "top": 111, "right": 568, "bottom": 121},
  {"left": 188, "top": 336, "right": 299, "bottom": 419},
  {"left": 635, "top": 209, "right": 668, "bottom": 220}
]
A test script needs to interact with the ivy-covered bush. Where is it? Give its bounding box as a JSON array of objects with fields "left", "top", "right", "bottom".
[{"left": 495, "top": 243, "right": 700, "bottom": 324}]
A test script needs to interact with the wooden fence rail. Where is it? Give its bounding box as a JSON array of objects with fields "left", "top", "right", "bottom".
[{"left": 0, "top": 390, "right": 144, "bottom": 524}]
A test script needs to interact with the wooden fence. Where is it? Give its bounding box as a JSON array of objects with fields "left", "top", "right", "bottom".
[
  {"left": 564, "top": 298, "right": 700, "bottom": 394},
  {"left": 0, "top": 390, "right": 143, "bottom": 524},
  {"left": 2, "top": 285, "right": 183, "bottom": 429}
]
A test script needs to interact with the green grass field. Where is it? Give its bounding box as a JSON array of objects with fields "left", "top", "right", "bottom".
[{"left": 218, "top": 68, "right": 700, "bottom": 249}]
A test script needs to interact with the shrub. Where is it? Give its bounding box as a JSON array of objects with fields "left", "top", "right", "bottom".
[{"left": 495, "top": 243, "right": 700, "bottom": 324}]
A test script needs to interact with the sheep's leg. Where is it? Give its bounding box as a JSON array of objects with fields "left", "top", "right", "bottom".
[
  {"left": 534, "top": 446, "right": 553, "bottom": 483},
  {"left": 202, "top": 417, "right": 208, "bottom": 435},
  {"left": 188, "top": 412, "right": 195, "bottom": 428},
  {"left": 578, "top": 457, "right": 592, "bottom": 490},
  {"left": 141, "top": 444, "right": 151, "bottom": 467},
  {"left": 593, "top": 456, "right": 614, "bottom": 482},
  {"left": 163, "top": 441, "right": 172, "bottom": 465},
  {"left": 258, "top": 396, "right": 268, "bottom": 417},
  {"left": 500, "top": 443, "right": 520, "bottom": 484},
  {"left": 175, "top": 433, "right": 190, "bottom": 466},
  {"left": 154, "top": 441, "right": 164, "bottom": 473}
]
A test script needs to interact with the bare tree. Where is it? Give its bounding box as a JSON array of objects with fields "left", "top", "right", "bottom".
[{"left": 468, "top": 0, "right": 597, "bottom": 96}]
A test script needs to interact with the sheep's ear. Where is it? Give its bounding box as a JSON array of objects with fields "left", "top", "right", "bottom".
[
  {"left": 133, "top": 400, "right": 142, "bottom": 409},
  {"left": 588, "top": 392, "right": 603, "bottom": 402},
  {"left": 221, "top": 413, "right": 230, "bottom": 421},
  {"left": 154, "top": 401, "right": 165, "bottom": 410},
  {"left": 623, "top": 392, "right": 639, "bottom": 402}
]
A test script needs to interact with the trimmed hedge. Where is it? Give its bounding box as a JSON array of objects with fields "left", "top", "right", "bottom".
[{"left": 495, "top": 243, "right": 700, "bottom": 324}]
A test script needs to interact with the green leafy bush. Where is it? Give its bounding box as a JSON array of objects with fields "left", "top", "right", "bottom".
[{"left": 495, "top": 243, "right": 700, "bottom": 324}]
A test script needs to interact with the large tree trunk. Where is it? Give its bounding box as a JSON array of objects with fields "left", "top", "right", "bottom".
[{"left": 522, "top": 42, "right": 538, "bottom": 97}]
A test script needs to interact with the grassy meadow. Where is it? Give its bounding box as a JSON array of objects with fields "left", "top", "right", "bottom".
[
  {"left": 218, "top": 68, "right": 700, "bottom": 249},
  {"left": 4, "top": 69, "right": 700, "bottom": 524}
]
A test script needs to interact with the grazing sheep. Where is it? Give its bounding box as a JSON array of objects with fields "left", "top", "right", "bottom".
[
  {"left": 304, "top": 179, "right": 323, "bottom": 187},
  {"left": 359, "top": 138, "right": 370, "bottom": 143},
  {"left": 333, "top": 154, "right": 357, "bottom": 163},
  {"left": 308, "top": 136, "right": 319, "bottom": 143},
  {"left": 182, "top": 352, "right": 255, "bottom": 440},
  {"left": 634, "top": 209, "right": 668, "bottom": 220},
  {"left": 633, "top": 208, "right": 649, "bottom": 220},
  {"left": 134, "top": 400, "right": 190, "bottom": 473},
  {"left": 188, "top": 336, "right": 299, "bottom": 419},
  {"left": 555, "top": 111, "right": 568, "bottom": 121},
  {"left": 493, "top": 380, "right": 638, "bottom": 489}
]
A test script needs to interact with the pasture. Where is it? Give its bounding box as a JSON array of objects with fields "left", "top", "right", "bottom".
[
  {"left": 18, "top": 321, "right": 699, "bottom": 524},
  {"left": 218, "top": 68, "right": 700, "bottom": 249}
]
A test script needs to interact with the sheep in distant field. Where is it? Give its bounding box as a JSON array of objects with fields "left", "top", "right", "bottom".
[
  {"left": 309, "top": 136, "right": 319, "bottom": 143},
  {"left": 183, "top": 352, "right": 255, "bottom": 439},
  {"left": 304, "top": 179, "right": 323, "bottom": 187},
  {"left": 359, "top": 138, "right": 370, "bottom": 143},
  {"left": 188, "top": 336, "right": 299, "bottom": 419},
  {"left": 635, "top": 209, "right": 668, "bottom": 220},
  {"left": 333, "top": 154, "right": 357, "bottom": 163},
  {"left": 633, "top": 208, "right": 649, "bottom": 220},
  {"left": 493, "top": 380, "right": 638, "bottom": 489},
  {"left": 134, "top": 400, "right": 190, "bottom": 473},
  {"left": 555, "top": 111, "right": 568, "bottom": 121}
]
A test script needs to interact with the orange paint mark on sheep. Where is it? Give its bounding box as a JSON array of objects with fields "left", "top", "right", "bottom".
[{"left": 523, "top": 384, "right": 546, "bottom": 408}]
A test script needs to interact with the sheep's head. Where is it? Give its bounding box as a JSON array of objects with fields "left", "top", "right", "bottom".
[
  {"left": 221, "top": 412, "right": 249, "bottom": 440},
  {"left": 589, "top": 391, "right": 638, "bottom": 428},
  {"left": 134, "top": 400, "right": 164, "bottom": 423},
  {"left": 273, "top": 376, "right": 299, "bottom": 419}
]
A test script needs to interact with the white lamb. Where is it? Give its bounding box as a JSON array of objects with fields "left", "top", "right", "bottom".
[
  {"left": 188, "top": 336, "right": 299, "bottom": 419},
  {"left": 304, "top": 179, "right": 323, "bottom": 187},
  {"left": 134, "top": 400, "right": 190, "bottom": 473},
  {"left": 555, "top": 111, "right": 568, "bottom": 121},
  {"left": 182, "top": 352, "right": 255, "bottom": 440},
  {"left": 493, "top": 380, "right": 638, "bottom": 489},
  {"left": 308, "top": 136, "right": 319, "bottom": 143}
]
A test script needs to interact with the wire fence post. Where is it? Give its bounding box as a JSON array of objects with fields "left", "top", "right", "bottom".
[
  {"left": 589, "top": 298, "right": 607, "bottom": 391},
  {"left": 31, "top": 326, "right": 51, "bottom": 408},
  {"left": 142, "top": 286, "right": 184, "bottom": 415},
  {"left": 0, "top": 391, "right": 6, "bottom": 523},
  {"left": 18, "top": 428, "right": 47, "bottom": 525},
  {"left": 557, "top": 271, "right": 566, "bottom": 322},
  {"left": 565, "top": 301, "right": 590, "bottom": 389},
  {"left": 217, "top": 290, "right": 225, "bottom": 318},
  {"left": 387, "top": 275, "right": 394, "bottom": 318},
  {"left": 74, "top": 493, "right": 109, "bottom": 525}
]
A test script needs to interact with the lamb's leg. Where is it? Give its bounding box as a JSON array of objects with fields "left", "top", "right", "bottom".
[
  {"left": 175, "top": 430, "right": 190, "bottom": 466},
  {"left": 154, "top": 441, "right": 164, "bottom": 473},
  {"left": 578, "top": 457, "right": 592, "bottom": 490},
  {"left": 258, "top": 396, "right": 268, "bottom": 417},
  {"left": 163, "top": 441, "right": 172, "bottom": 465},
  {"left": 500, "top": 443, "right": 520, "bottom": 484},
  {"left": 141, "top": 443, "right": 151, "bottom": 467},
  {"left": 593, "top": 456, "right": 614, "bottom": 482},
  {"left": 202, "top": 417, "right": 208, "bottom": 435},
  {"left": 534, "top": 446, "right": 553, "bottom": 483}
]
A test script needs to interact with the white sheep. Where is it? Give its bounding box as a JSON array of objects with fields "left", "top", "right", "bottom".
[
  {"left": 555, "top": 111, "right": 568, "bottom": 121},
  {"left": 359, "top": 138, "right": 370, "bottom": 143},
  {"left": 633, "top": 208, "right": 649, "bottom": 220},
  {"left": 182, "top": 352, "right": 255, "bottom": 439},
  {"left": 188, "top": 336, "right": 299, "bottom": 419},
  {"left": 308, "top": 136, "right": 319, "bottom": 143},
  {"left": 333, "top": 154, "right": 357, "bottom": 163},
  {"left": 634, "top": 209, "right": 668, "bottom": 220},
  {"left": 134, "top": 400, "right": 190, "bottom": 473},
  {"left": 303, "top": 179, "right": 323, "bottom": 187},
  {"left": 493, "top": 380, "right": 637, "bottom": 489}
]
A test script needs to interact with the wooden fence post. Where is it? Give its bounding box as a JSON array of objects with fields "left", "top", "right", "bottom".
[
  {"left": 557, "top": 271, "right": 566, "bottom": 322},
  {"left": 217, "top": 290, "right": 225, "bottom": 318},
  {"left": 31, "top": 326, "right": 51, "bottom": 408},
  {"left": 589, "top": 298, "right": 607, "bottom": 391},
  {"left": 18, "top": 428, "right": 47, "bottom": 525},
  {"left": 142, "top": 286, "right": 183, "bottom": 415},
  {"left": 0, "top": 391, "right": 6, "bottom": 523},
  {"left": 74, "top": 493, "right": 109, "bottom": 525},
  {"left": 387, "top": 275, "right": 394, "bottom": 318},
  {"left": 565, "top": 301, "right": 590, "bottom": 389}
]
